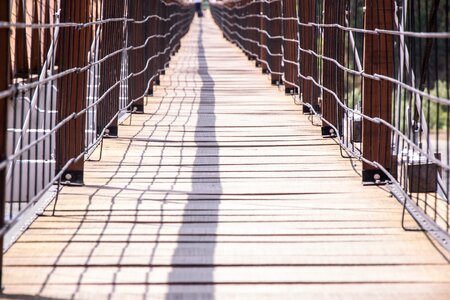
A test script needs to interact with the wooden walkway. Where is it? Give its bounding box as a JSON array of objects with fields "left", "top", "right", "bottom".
[{"left": 3, "top": 15, "right": 450, "bottom": 300}]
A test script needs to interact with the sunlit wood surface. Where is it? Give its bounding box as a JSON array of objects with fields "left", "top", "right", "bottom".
[{"left": 2, "top": 13, "right": 450, "bottom": 300}]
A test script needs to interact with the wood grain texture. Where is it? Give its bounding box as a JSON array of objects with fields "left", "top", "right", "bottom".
[
  {"left": 362, "top": 0, "right": 395, "bottom": 175},
  {"left": 2, "top": 13, "right": 450, "bottom": 300}
]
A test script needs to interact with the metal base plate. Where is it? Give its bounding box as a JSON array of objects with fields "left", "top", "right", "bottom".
[
  {"left": 285, "top": 87, "right": 299, "bottom": 95},
  {"left": 271, "top": 79, "right": 282, "bottom": 86},
  {"left": 302, "top": 104, "right": 320, "bottom": 115},
  {"left": 105, "top": 125, "right": 118, "bottom": 138},
  {"left": 97, "top": 125, "right": 118, "bottom": 138},
  {"left": 131, "top": 104, "right": 144, "bottom": 113},
  {"left": 321, "top": 126, "right": 337, "bottom": 137},
  {"left": 60, "top": 170, "right": 84, "bottom": 186},
  {"left": 362, "top": 169, "right": 390, "bottom": 185}
]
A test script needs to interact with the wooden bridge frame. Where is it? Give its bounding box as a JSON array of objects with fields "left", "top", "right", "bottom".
[
  {"left": 210, "top": 0, "right": 450, "bottom": 253},
  {"left": 212, "top": 0, "right": 396, "bottom": 182},
  {"left": 0, "top": 0, "right": 195, "bottom": 287},
  {"left": 0, "top": 0, "right": 450, "bottom": 293}
]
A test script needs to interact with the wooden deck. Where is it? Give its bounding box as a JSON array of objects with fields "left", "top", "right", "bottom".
[{"left": 3, "top": 15, "right": 450, "bottom": 300}]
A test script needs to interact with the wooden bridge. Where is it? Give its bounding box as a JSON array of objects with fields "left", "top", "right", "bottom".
[{"left": 1, "top": 0, "right": 450, "bottom": 299}]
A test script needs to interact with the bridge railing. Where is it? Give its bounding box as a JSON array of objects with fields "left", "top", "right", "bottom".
[
  {"left": 0, "top": 0, "right": 195, "bottom": 281},
  {"left": 211, "top": 0, "right": 450, "bottom": 250}
]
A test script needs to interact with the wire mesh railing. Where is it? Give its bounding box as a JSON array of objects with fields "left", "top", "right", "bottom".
[
  {"left": 0, "top": 0, "right": 195, "bottom": 282},
  {"left": 211, "top": 0, "right": 450, "bottom": 250}
]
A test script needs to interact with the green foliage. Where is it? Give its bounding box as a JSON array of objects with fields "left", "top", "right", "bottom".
[
  {"left": 346, "top": 86, "right": 362, "bottom": 109},
  {"left": 423, "top": 80, "right": 450, "bottom": 130}
]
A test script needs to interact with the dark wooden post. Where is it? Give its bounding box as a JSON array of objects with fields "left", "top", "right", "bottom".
[
  {"left": 245, "top": 0, "right": 250, "bottom": 57},
  {"left": 298, "top": 0, "right": 319, "bottom": 113},
  {"left": 241, "top": 0, "right": 249, "bottom": 57},
  {"left": 362, "top": 0, "right": 395, "bottom": 182},
  {"left": 248, "top": 0, "right": 257, "bottom": 60},
  {"left": 43, "top": 0, "right": 52, "bottom": 58},
  {"left": 282, "top": 0, "right": 299, "bottom": 95},
  {"left": 268, "top": 0, "right": 283, "bottom": 85},
  {"left": 259, "top": 1, "right": 269, "bottom": 73},
  {"left": 162, "top": 1, "right": 171, "bottom": 72},
  {"left": 321, "top": 0, "right": 345, "bottom": 136},
  {"left": 97, "top": 0, "right": 125, "bottom": 137},
  {"left": 174, "top": 2, "right": 180, "bottom": 51},
  {"left": 253, "top": 1, "right": 260, "bottom": 62},
  {"left": 235, "top": 1, "right": 243, "bottom": 51},
  {"left": 30, "top": 0, "right": 43, "bottom": 74},
  {"left": 0, "top": 0, "right": 10, "bottom": 287},
  {"left": 30, "top": 0, "right": 42, "bottom": 74},
  {"left": 226, "top": 1, "right": 233, "bottom": 42},
  {"left": 157, "top": 2, "right": 167, "bottom": 76},
  {"left": 230, "top": 1, "right": 238, "bottom": 47},
  {"left": 15, "top": 0, "right": 29, "bottom": 77},
  {"left": 56, "top": 0, "right": 91, "bottom": 185},
  {"left": 253, "top": 1, "right": 261, "bottom": 67},
  {"left": 153, "top": 1, "right": 161, "bottom": 86},
  {"left": 147, "top": 0, "right": 159, "bottom": 95},
  {"left": 127, "top": 0, "right": 146, "bottom": 112}
]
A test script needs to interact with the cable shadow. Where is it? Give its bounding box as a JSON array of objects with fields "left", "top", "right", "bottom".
[
  {"left": 32, "top": 60, "right": 182, "bottom": 298},
  {"left": 166, "top": 20, "right": 221, "bottom": 298},
  {"left": 0, "top": 294, "right": 61, "bottom": 300},
  {"left": 105, "top": 36, "right": 199, "bottom": 300},
  {"left": 143, "top": 35, "right": 200, "bottom": 299}
]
